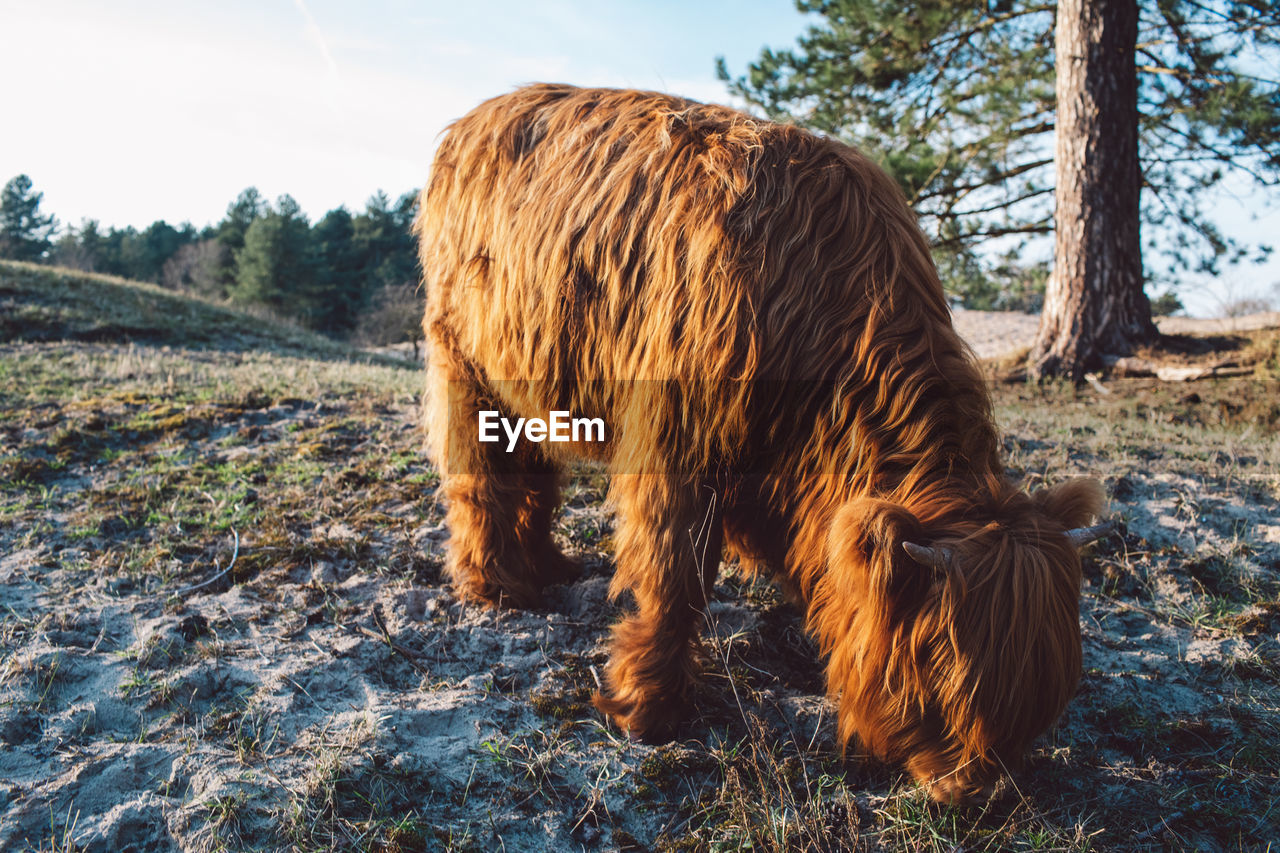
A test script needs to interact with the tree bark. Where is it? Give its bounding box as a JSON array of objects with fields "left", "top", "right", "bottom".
[{"left": 1031, "top": 0, "right": 1157, "bottom": 381}]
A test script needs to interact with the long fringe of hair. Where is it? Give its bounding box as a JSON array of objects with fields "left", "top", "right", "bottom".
[{"left": 417, "top": 85, "right": 1102, "bottom": 793}]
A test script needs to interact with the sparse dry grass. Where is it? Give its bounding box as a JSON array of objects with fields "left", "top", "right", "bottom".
[{"left": 2, "top": 263, "right": 1278, "bottom": 850}]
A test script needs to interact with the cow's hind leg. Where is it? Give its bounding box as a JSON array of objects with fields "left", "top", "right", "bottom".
[
  {"left": 593, "top": 474, "right": 724, "bottom": 740},
  {"left": 514, "top": 457, "right": 580, "bottom": 590},
  {"left": 425, "top": 329, "right": 577, "bottom": 608}
]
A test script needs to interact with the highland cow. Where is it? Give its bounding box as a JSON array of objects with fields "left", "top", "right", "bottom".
[{"left": 415, "top": 84, "right": 1108, "bottom": 802}]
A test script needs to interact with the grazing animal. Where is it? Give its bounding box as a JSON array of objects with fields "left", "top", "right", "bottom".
[{"left": 415, "top": 84, "right": 1107, "bottom": 802}]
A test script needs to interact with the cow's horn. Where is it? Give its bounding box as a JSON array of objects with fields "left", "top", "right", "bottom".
[
  {"left": 1064, "top": 523, "right": 1112, "bottom": 549},
  {"left": 902, "top": 541, "right": 953, "bottom": 569}
]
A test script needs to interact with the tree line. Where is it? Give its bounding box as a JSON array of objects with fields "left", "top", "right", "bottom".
[
  {"left": 7, "top": 0, "right": 1277, "bottom": 377},
  {"left": 0, "top": 175, "right": 423, "bottom": 346}
]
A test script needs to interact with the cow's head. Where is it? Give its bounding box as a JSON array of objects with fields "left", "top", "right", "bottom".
[{"left": 820, "top": 478, "right": 1106, "bottom": 802}]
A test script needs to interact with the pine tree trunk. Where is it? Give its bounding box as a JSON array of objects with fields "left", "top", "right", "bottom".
[{"left": 1031, "top": 0, "right": 1156, "bottom": 381}]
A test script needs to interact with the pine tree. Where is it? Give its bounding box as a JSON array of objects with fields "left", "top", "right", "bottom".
[
  {"left": 0, "top": 174, "right": 58, "bottom": 261},
  {"left": 50, "top": 219, "right": 102, "bottom": 271},
  {"left": 311, "top": 206, "right": 363, "bottom": 333},
  {"left": 230, "top": 194, "right": 315, "bottom": 316},
  {"left": 218, "top": 187, "right": 265, "bottom": 254},
  {"left": 1033, "top": 0, "right": 1157, "bottom": 378},
  {"left": 77, "top": 219, "right": 103, "bottom": 270},
  {"left": 354, "top": 191, "right": 419, "bottom": 294},
  {"left": 135, "top": 220, "right": 197, "bottom": 284},
  {"left": 216, "top": 187, "right": 266, "bottom": 290},
  {"left": 721, "top": 0, "right": 1280, "bottom": 377}
]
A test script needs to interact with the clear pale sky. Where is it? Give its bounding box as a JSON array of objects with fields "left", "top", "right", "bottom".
[
  {"left": 2, "top": 0, "right": 1275, "bottom": 314},
  {"left": 2, "top": 0, "right": 808, "bottom": 229}
]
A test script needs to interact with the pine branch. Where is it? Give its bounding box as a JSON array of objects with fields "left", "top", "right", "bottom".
[
  {"left": 931, "top": 222, "right": 1052, "bottom": 249},
  {"left": 951, "top": 186, "right": 1055, "bottom": 218},
  {"left": 1153, "top": 118, "right": 1278, "bottom": 183},
  {"left": 914, "top": 158, "right": 1054, "bottom": 204},
  {"left": 1137, "top": 61, "right": 1227, "bottom": 84},
  {"left": 925, "top": 4, "right": 1056, "bottom": 55},
  {"left": 1180, "top": 0, "right": 1279, "bottom": 31}
]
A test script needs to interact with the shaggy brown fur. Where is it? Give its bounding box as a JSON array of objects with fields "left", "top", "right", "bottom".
[{"left": 415, "top": 84, "right": 1105, "bottom": 802}]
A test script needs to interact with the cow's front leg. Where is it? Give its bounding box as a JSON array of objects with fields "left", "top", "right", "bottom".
[
  {"left": 593, "top": 474, "right": 724, "bottom": 740},
  {"left": 424, "top": 327, "right": 576, "bottom": 609}
]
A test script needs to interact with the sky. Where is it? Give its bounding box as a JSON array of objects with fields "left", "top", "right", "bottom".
[
  {"left": 2, "top": 0, "right": 1276, "bottom": 315},
  {"left": 1, "top": 0, "right": 809, "bottom": 229}
]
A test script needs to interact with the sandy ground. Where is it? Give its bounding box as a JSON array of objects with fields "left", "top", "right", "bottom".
[
  {"left": 2, "top": 313, "right": 1279, "bottom": 851},
  {"left": 951, "top": 309, "right": 1280, "bottom": 360}
]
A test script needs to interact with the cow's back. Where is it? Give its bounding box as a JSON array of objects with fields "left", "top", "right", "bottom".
[
  {"left": 416, "top": 84, "right": 976, "bottom": 478},
  {"left": 419, "top": 84, "right": 951, "bottom": 378}
]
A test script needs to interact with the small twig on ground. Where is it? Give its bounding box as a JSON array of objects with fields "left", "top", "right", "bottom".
[
  {"left": 357, "top": 608, "right": 431, "bottom": 676},
  {"left": 174, "top": 529, "right": 240, "bottom": 597},
  {"left": 1134, "top": 811, "right": 1183, "bottom": 841},
  {"left": 689, "top": 484, "right": 721, "bottom": 604}
]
